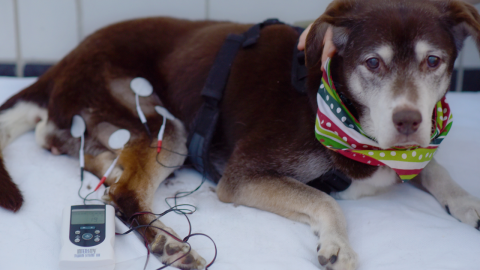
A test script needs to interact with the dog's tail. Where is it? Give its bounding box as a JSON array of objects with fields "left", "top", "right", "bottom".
[{"left": 0, "top": 77, "right": 51, "bottom": 212}]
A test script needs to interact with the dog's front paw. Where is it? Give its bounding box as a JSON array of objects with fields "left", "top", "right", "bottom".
[
  {"left": 446, "top": 195, "right": 480, "bottom": 230},
  {"left": 317, "top": 235, "right": 358, "bottom": 270},
  {"left": 151, "top": 227, "right": 206, "bottom": 270}
]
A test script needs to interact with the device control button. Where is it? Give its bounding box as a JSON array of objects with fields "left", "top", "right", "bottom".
[
  {"left": 82, "top": 233, "right": 93, "bottom": 240},
  {"left": 75, "top": 230, "right": 81, "bottom": 235},
  {"left": 74, "top": 238, "right": 80, "bottom": 243},
  {"left": 95, "top": 230, "right": 100, "bottom": 234},
  {"left": 94, "top": 238, "right": 100, "bottom": 242}
]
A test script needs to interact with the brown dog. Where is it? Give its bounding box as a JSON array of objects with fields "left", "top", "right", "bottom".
[{"left": 1, "top": 0, "right": 480, "bottom": 269}]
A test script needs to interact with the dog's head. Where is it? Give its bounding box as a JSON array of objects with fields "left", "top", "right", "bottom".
[{"left": 306, "top": 0, "right": 480, "bottom": 149}]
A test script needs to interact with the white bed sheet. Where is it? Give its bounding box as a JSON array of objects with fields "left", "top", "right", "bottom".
[{"left": 0, "top": 77, "right": 479, "bottom": 270}]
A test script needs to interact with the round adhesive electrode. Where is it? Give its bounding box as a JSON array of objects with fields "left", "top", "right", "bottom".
[
  {"left": 108, "top": 129, "right": 131, "bottom": 149},
  {"left": 154, "top": 106, "right": 175, "bottom": 120},
  {"left": 70, "top": 115, "right": 86, "bottom": 138},
  {"left": 130, "top": 77, "right": 153, "bottom": 97}
]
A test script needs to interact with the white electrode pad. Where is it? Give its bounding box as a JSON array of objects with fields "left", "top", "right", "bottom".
[{"left": 59, "top": 205, "right": 115, "bottom": 270}]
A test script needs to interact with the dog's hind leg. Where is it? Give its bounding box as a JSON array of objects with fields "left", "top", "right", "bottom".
[
  {"left": 94, "top": 119, "right": 206, "bottom": 269},
  {"left": 0, "top": 101, "right": 48, "bottom": 211},
  {"left": 0, "top": 76, "right": 51, "bottom": 211},
  {"left": 217, "top": 154, "right": 358, "bottom": 270}
]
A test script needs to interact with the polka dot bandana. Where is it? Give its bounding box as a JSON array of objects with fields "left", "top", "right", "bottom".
[{"left": 315, "top": 58, "right": 453, "bottom": 181}]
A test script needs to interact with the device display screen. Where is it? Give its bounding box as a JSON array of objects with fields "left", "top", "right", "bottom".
[{"left": 71, "top": 209, "right": 105, "bottom": 224}]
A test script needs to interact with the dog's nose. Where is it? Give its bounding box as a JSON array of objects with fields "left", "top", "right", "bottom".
[{"left": 392, "top": 110, "right": 422, "bottom": 135}]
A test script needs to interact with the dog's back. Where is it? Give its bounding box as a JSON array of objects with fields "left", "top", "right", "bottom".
[{"left": 0, "top": 17, "right": 306, "bottom": 211}]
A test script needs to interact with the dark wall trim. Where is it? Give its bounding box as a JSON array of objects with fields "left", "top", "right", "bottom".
[
  {"left": 463, "top": 69, "right": 480, "bottom": 92},
  {"left": 1, "top": 62, "right": 479, "bottom": 92},
  {"left": 449, "top": 69, "right": 480, "bottom": 92},
  {"left": 449, "top": 70, "right": 457, "bottom": 91},
  {"left": 0, "top": 64, "right": 16, "bottom": 76},
  {"left": 23, "top": 64, "right": 53, "bottom": 77}
]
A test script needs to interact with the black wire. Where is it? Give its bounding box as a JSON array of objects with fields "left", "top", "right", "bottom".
[
  {"left": 147, "top": 144, "right": 191, "bottom": 157},
  {"left": 82, "top": 189, "right": 101, "bottom": 205},
  {"left": 144, "top": 123, "right": 153, "bottom": 141},
  {"left": 154, "top": 152, "right": 185, "bottom": 169},
  {"left": 118, "top": 146, "right": 216, "bottom": 269},
  {"left": 77, "top": 129, "right": 217, "bottom": 269},
  {"left": 147, "top": 140, "right": 210, "bottom": 215},
  {"left": 77, "top": 168, "right": 106, "bottom": 205},
  {"left": 183, "top": 233, "right": 218, "bottom": 269},
  {"left": 116, "top": 210, "right": 218, "bottom": 270},
  {"left": 77, "top": 170, "right": 84, "bottom": 200}
]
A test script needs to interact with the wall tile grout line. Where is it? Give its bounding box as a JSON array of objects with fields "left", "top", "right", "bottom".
[
  {"left": 75, "top": 0, "right": 84, "bottom": 43},
  {"left": 455, "top": 48, "right": 465, "bottom": 92},
  {"left": 205, "top": 0, "right": 210, "bottom": 20},
  {"left": 12, "top": 0, "right": 23, "bottom": 77}
]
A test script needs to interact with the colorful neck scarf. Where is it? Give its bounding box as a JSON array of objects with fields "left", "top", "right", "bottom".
[{"left": 315, "top": 59, "right": 453, "bottom": 181}]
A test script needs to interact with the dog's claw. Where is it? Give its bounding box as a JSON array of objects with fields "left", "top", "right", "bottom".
[
  {"left": 151, "top": 235, "right": 167, "bottom": 255},
  {"left": 165, "top": 243, "right": 183, "bottom": 256},
  {"left": 330, "top": 254, "right": 338, "bottom": 264},
  {"left": 318, "top": 255, "right": 329, "bottom": 266}
]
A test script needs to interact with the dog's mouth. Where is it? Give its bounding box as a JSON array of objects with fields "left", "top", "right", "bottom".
[
  {"left": 392, "top": 135, "right": 422, "bottom": 147},
  {"left": 378, "top": 131, "right": 431, "bottom": 150},
  {"left": 391, "top": 142, "right": 420, "bottom": 149}
]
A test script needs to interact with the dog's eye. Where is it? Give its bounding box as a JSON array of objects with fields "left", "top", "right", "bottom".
[
  {"left": 366, "top": 58, "right": 380, "bottom": 69},
  {"left": 427, "top": 56, "right": 440, "bottom": 68}
]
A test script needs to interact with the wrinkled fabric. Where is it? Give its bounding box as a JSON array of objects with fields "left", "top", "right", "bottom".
[{"left": 0, "top": 78, "right": 479, "bottom": 270}]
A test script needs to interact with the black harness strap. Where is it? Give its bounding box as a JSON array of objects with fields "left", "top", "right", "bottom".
[
  {"left": 187, "top": 19, "right": 283, "bottom": 181},
  {"left": 291, "top": 26, "right": 308, "bottom": 94},
  {"left": 187, "top": 34, "right": 243, "bottom": 181},
  {"left": 307, "top": 169, "right": 352, "bottom": 194},
  {"left": 187, "top": 19, "right": 352, "bottom": 194}
]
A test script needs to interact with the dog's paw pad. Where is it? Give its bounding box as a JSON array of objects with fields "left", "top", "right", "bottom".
[
  {"left": 151, "top": 232, "right": 206, "bottom": 270},
  {"left": 165, "top": 242, "right": 187, "bottom": 255},
  {"left": 151, "top": 235, "right": 168, "bottom": 254},
  {"left": 317, "top": 237, "right": 357, "bottom": 270}
]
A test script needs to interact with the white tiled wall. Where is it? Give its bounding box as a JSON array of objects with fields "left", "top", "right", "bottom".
[
  {"left": 80, "top": 0, "right": 207, "bottom": 39},
  {"left": 462, "top": 37, "right": 480, "bottom": 68},
  {"left": 209, "top": 0, "right": 329, "bottom": 24},
  {"left": 0, "top": 0, "right": 479, "bottom": 75},
  {"left": 17, "top": 0, "right": 78, "bottom": 61},
  {"left": 0, "top": 0, "right": 16, "bottom": 61}
]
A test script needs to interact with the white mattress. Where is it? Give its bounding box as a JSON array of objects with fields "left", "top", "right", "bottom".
[{"left": 0, "top": 77, "right": 479, "bottom": 270}]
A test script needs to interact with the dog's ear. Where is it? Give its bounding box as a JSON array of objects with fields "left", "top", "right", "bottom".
[
  {"left": 435, "top": 0, "right": 480, "bottom": 53},
  {"left": 305, "top": 0, "right": 356, "bottom": 68}
]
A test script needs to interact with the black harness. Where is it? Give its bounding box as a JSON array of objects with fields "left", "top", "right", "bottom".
[{"left": 187, "top": 19, "right": 352, "bottom": 194}]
